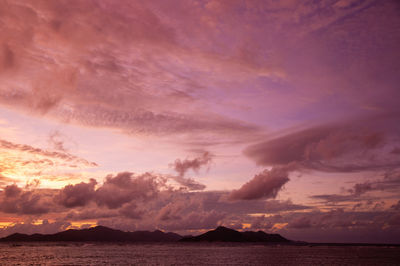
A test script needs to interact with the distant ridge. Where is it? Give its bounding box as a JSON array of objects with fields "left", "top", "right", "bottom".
[
  {"left": 2, "top": 226, "right": 399, "bottom": 246},
  {"left": 0, "top": 225, "right": 293, "bottom": 243},
  {"left": 0, "top": 225, "right": 182, "bottom": 242},
  {"left": 180, "top": 226, "right": 291, "bottom": 243}
]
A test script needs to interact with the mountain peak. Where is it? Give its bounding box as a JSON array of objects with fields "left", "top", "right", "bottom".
[
  {"left": 181, "top": 226, "right": 291, "bottom": 243},
  {"left": 89, "top": 225, "right": 118, "bottom": 232}
]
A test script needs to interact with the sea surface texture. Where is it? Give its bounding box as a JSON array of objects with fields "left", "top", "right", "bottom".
[{"left": 0, "top": 243, "right": 399, "bottom": 265}]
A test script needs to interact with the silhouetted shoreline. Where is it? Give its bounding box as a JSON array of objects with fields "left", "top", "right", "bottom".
[{"left": 1, "top": 225, "right": 399, "bottom": 246}]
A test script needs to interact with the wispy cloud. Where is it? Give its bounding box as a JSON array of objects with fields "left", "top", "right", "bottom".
[
  {"left": 0, "top": 138, "right": 97, "bottom": 168},
  {"left": 245, "top": 114, "right": 400, "bottom": 172},
  {"left": 169, "top": 151, "right": 212, "bottom": 190}
]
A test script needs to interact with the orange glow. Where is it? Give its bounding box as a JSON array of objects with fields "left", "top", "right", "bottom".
[
  {"left": 241, "top": 223, "right": 251, "bottom": 229},
  {"left": 66, "top": 221, "right": 98, "bottom": 230},
  {"left": 0, "top": 147, "right": 97, "bottom": 189},
  {"left": 272, "top": 223, "right": 288, "bottom": 231},
  {"left": 0, "top": 222, "right": 14, "bottom": 228}
]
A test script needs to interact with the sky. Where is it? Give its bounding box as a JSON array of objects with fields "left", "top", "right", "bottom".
[{"left": 0, "top": 0, "right": 399, "bottom": 243}]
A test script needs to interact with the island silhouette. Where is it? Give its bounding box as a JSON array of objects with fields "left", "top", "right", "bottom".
[
  {"left": 180, "top": 226, "right": 290, "bottom": 243},
  {"left": 0, "top": 225, "right": 292, "bottom": 243}
]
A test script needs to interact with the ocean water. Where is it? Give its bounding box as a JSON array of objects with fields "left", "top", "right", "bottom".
[{"left": 0, "top": 243, "right": 399, "bottom": 265}]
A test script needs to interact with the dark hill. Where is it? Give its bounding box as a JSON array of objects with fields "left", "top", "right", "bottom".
[
  {"left": 180, "top": 226, "right": 291, "bottom": 243},
  {"left": 0, "top": 225, "right": 291, "bottom": 243},
  {"left": 0, "top": 226, "right": 182, "bottom": 242}
]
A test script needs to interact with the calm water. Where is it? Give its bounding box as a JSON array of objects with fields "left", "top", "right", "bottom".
[{"left": 0, "top": 243, "right": 399, "bottom": 265}]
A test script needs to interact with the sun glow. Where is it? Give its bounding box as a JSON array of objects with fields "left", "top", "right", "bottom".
[
  {"left": 272, "top": 223, "right": 288, "bottom": 231},
  {"left": 66, "top": 221, "right": 98, "bottom": 230}
]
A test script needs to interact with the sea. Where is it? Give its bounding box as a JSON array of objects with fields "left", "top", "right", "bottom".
[{"left": 0, "top": 243, "right": 399, "bottom": 265}]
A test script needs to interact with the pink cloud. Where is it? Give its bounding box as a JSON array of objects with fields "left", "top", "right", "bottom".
[
  {"left": 173, "top": 151, "right": 212, "bottom": 177},
  {"left": 56, "top": 179, "right": 97, "bottom": 208},
  {"left": 95, "top": 172, "right": 164, "bottom": 209},
  {"left": 244, "top": 114, "right": 400, "bottom": 172},
  {"left": 0, "top": 138, "right": 98, "bottom": 168},
  {"left": 0, "top": 0, "right": 266, "bottom": 143},
  {"left": 0, "top": 184, "right": 54, "bottom": 215},
  {"left": 170, "top": 152, "right": 212, "bottom": 190},
  {"left": 229, "top": 167, "right": 290, "bottom": 200}
]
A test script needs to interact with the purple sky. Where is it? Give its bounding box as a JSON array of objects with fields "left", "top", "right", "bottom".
[{"left": 0, "top": 0, "right": 399, "bottom": 243}]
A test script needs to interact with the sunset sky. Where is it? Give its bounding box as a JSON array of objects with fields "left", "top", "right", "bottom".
[{"left": 0, "top": 0, "right": 399, "bottom": 243}]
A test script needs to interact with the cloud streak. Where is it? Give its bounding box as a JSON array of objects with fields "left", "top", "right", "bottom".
[
  {"left": 230, "top": 167, "right": 290, "bottom": 200},
  {"left": 0, "top": 138, "right": 97, "bottom": 168},
  {"left": 0, "top": 0, "right": 265, "bottom": 142},
  {"left": 244, "top": 114, "right": 400, "bottom": 173}
]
